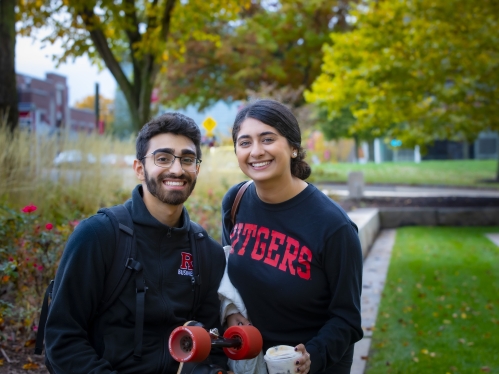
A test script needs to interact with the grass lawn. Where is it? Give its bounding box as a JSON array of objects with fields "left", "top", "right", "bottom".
[
  {"left": 366, "top": 227, "right": 499, "bottom": 374},
  {"left": 310, "top": 160, "right": 499, "bottom": 188}
]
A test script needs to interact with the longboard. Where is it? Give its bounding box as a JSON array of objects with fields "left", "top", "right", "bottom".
[{"left": 169, "top": 321, "right": 263, "bottom": 374}]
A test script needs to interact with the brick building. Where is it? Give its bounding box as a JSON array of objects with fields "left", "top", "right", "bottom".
[{"left": 16, "top": 72, "right": 96, "bottom": 135}]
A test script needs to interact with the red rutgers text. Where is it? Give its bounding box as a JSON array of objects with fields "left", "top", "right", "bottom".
[{"left": 230, "top": 223, "right": 311, "bottom": 280}]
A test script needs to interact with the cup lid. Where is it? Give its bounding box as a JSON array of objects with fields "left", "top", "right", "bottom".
[{"left": 265, "top": 345, "right": 299, "bottom": 360}]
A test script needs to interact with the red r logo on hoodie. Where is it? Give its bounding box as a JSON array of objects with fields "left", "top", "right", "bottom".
[{"left": 180, "top": 252, "right": 194, "bottom": 270}]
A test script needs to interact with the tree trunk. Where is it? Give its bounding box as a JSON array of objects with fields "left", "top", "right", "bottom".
[
  {"left": 496, "top": 144, "right": 499, "bottom": 181},
  {"left": 353, "top": 135, "right": 359, "bottom": 163},
  {"left": 0, "top": 0, "right": 18, "bottom": 131}
]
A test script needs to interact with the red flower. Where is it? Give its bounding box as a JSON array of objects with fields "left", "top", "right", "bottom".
[
  {"left": 21, "top": 204, "right": 37, "bottom": 213},
  {"left": 45, "top": 223, "right": 54, "bottom": 230}
]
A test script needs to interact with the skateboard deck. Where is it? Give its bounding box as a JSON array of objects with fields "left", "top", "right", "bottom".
[{"left": 169, "top": 321, "right": 263, "bottom": 374}]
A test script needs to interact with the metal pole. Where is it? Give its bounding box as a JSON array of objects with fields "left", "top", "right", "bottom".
[{"left": 95, "top": 83, "right": 100, "bottom": 131}]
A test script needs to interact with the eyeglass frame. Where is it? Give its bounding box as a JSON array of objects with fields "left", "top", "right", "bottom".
[{"left": 140, "top": 149, "right": 202, "bottom": 172}]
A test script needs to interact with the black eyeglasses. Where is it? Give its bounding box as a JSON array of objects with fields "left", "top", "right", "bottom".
[{"left": 141, "top": 150, "right": 201, "bottom": 172}]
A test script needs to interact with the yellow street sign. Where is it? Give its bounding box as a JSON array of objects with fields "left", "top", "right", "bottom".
[{"left": 202, "top": 117, "right": 217, "bottom": 132}]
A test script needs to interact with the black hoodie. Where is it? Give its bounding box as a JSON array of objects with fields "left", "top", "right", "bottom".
[{"left": 45, "top": 185, "right": 226, "bottom": 373}]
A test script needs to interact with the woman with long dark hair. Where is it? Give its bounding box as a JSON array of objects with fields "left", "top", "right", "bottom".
[{"left": 220, "top": 99, "right": 363, "bottom": 374}]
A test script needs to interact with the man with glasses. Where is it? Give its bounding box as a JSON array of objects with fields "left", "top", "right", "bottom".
[{"left": 44, "top": 113, "right": 227, "bottom": 373}]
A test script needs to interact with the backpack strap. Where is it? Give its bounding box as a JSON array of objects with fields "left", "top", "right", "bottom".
[
  {"left": 98, "top": 204, "right": 146, "bottom": 361},
  {"left": 188, "top": 221, "right": 209, "bottom": 320},
  {"left": 97, "top": 205, "right": 137, "bottom": 313},
  {"left": 230, "top": 180, "right": 253, "bottom": 226},
  {"left": 34, "top": 280, "right": 54, "bottom": 355}
]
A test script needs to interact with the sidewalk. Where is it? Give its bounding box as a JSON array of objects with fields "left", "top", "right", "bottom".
[
  {"left": 350, "top": 229, "right": 396, "bottom": 374},
  {"left": 318, "top": 183, "right": 499, "bottom": 198}
]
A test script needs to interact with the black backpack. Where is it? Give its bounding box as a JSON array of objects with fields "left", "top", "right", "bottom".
[{"left": 35, "top": 204, "right": 211, "bottom": 362}]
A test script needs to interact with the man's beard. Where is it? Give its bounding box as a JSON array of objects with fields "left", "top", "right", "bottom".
[{"left": 144, "top": 169, "right": 197, "bottom": 205}]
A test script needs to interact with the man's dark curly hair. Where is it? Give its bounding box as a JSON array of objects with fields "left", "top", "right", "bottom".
[{"left": 136, "top": 112, "right": 202, "bottom": 163}]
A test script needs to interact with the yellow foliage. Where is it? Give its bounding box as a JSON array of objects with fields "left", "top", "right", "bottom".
[
  {"left": 74, "top": 95, "right": 114, "bottom": 129},
  {"left": 306, "top": 0, "right": 499, "bottom": 146}
]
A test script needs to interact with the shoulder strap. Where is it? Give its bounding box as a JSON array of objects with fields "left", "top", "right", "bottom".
[
  {"left": 97, "top": 205, "right": 137, "bottom": 313},
  {"left": 188, "top": 221, "right": 209, "bottom": 319},
  {"left": 98, "top": 205, "right": 146, "bottom": 361},
  {"left": 34, "top": 280, "right": 54, "bottom": 355},
  {"left": 230, "top": 180, "right": 253, "bottom": 226}
]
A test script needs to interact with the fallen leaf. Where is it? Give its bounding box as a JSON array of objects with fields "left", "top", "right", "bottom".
[
  {"left": 24, "top": 339, "right": 36, "bottom": 348},
  {"left": 361, "top": 356, "right": 369, "bottom": 360},
  {"left": 481, "top": 367, "right": 490, "bottom": 372},
  {"left": 22, "top": 362, "right": 40, "bottom": 370}
]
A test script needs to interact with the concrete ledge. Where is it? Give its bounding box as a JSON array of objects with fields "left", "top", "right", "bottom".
[
  {"left": 347, "top": 208, "right": 380, "bottom": 258},
  {"left": 379, "top": 207, "right": 499, "bottom": 228},
  {"left": 437, "top": 208, "right": 499, "bottom": 226}
]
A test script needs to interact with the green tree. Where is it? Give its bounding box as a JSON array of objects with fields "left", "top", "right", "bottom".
[
  {"left": 0, "top": 0, "right": 18, "bottom": 131},
  {"left": 18, "top": 0, "right": 248, "bottom": 131},
  {"left": 306, "top": 0, "right": 499, "bottom": 178},
  {"left": 159, "top": 0, "right": 357, "bottom": 110},
  {"left": 315, "top": 106, "right": 364, "bottom": 162}
]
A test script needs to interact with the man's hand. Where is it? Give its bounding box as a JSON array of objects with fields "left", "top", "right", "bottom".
[{"left": 227, "top": 313, "right": 250, "bottom": 327}]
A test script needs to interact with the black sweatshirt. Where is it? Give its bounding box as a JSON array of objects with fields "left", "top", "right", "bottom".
[
  {"left": 222, "top": 182, "right": 363, "bottom": 374},
  {"left": 45, "top": 185, "right": 226, "bottom": 373}
]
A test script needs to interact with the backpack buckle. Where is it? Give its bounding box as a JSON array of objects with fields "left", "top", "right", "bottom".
[{"left": 126, "top": 258, "right": 142, "bottom": 271}]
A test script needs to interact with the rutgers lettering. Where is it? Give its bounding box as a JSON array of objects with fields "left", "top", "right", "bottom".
[
  {"left": 180, "top": 252, "right": 194, "bottom": 270},
  {"left": 231, "top": 223, "right": 311, "bottom": 280}
]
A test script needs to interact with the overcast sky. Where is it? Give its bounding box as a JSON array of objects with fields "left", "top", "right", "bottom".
[{"left": 15, "top": 35, "right": 117, "bottom": 106}]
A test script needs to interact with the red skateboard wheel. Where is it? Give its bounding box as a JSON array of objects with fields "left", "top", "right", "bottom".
[
  {"left": 169, "top": 326, "right": 211, "bottom": 362},
  {"left": 223, "top": 325, "right": 263, "bottom": 360}
]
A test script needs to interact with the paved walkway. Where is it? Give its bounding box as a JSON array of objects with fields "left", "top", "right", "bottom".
[
  {"left": 486, "top": 233, "right": 499, "bottom": 246},
  {"left": 351, "top": 230, "right": 396, "bottom": 374},
  {"left": 318, "top": 183, "right": 499, "bottom": 198}
]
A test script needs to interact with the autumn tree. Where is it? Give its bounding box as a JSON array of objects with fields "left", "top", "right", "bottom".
[
  {"left": 159, "top": 0, "right": 357, "bottom": 110},
  {"left": 0, "top": 0, "right": 18, "bottom": 131},
  {"left": 306, "top": 0, "right": 499, "bottom": 178},
  {"left": 74, "top": 94, "right": 115, "bottom": 132},
  {"left": 18, "top": 0, "right": 248, "bottom": 132}
]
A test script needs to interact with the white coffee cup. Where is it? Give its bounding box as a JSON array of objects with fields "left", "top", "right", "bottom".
[{"left": 264, "top": 345, "right": 302, "bottom": 374}]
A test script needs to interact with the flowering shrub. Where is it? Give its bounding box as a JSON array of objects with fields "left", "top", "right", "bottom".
[{"left": 0, "top": 204, "right": 76, "bottom": 341}]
